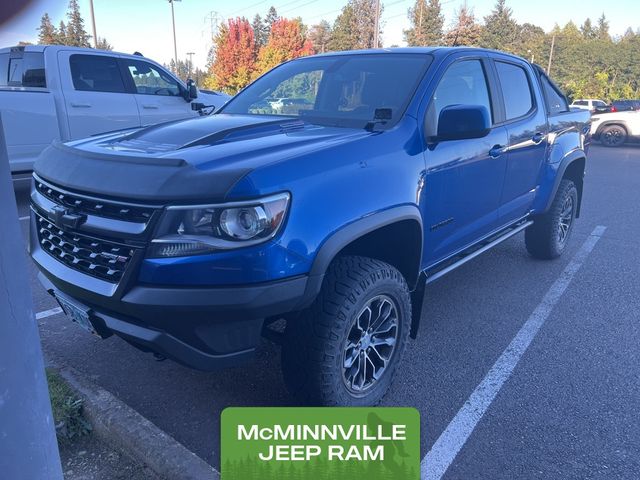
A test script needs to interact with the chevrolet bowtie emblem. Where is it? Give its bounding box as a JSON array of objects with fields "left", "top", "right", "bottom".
[{"left": 47, "top": 205, "right": 87, "bottom": 229}]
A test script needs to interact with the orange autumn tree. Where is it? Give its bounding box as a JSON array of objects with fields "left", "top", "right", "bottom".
[
  {"left": 255, "top": 18, "right": 314, "bottom": 77},
  {"left": 209, "top": 17, "right": 256, "bottom": 94}
]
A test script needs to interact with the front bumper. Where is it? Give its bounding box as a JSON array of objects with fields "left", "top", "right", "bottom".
[{"left": 34, "top": 250, "right": 310, "bottom": 371}]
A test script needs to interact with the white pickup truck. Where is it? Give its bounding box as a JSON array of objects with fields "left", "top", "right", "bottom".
[
  {"left": 1, "top": 45, "right": 230, "bottom": 175},
  {"left": 591, "top": 110, "right": 640, "bottom": 147}
]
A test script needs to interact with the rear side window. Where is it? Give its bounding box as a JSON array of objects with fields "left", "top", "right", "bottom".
[
  {"left": 495, "top": 61, "right": 533, "bottom": 120},
  {"left": 70, "top": 54, "right": 126, "bottom": 93},
  {"left": 573, "top": 100, "right": 587, "bottom": 106},
  {"left": 540, "top": 74, "right": 568, "bottom": 114},
  {"left": 1, "top": 51, "right": 46, "bottom": 88}
]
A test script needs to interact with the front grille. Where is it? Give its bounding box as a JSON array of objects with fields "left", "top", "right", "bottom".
[
  {"left": 35, "top": 178, "right": 155, "bottom": 223},
  {"left": 36, "top": 213, "right": 136, "bottom": 282}
]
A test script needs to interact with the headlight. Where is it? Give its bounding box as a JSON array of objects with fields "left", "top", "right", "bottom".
[{"left": 147, "top": 192, "right": 290, "bottom": 258}]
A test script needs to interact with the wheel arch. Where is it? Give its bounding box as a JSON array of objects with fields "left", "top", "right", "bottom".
[
  {"left": 296, "top": 205, "right": 423, "bottom": 310},
  {"left": 542, "top": 152, "right": 586, "bottom": 218}
]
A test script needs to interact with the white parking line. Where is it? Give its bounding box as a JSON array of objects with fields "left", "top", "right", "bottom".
[
  {"left": 19, "top": 215, "right": 30, "bottom": 221},
  {"left": 35, "top": 307, "right": 63, "bottom": 320},
  {"left": 421, "top": 225, "right": 607, "bottom": 480}
]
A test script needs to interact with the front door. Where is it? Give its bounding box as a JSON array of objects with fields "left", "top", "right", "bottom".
[
  {"left": 422, "top": 57, "right": 508, "bottom": 266},
  {"left": 120, "top": 58, "right": 196, "bottom": 126},
  {"left": 59, "top": 51, "right": 140, "bottom": 139}
]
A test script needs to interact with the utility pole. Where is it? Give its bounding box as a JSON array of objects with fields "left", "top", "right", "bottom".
[
  {"left": 89, "top": 0, "right": 98, "bottom": 48},
  {"left": 168, "top": 0, "right": 181, "bottom": 73},
  {"left": 0, "top": 117, "right": 63, "bottom": 480},
  {"left": 374, "top": 0, "right": 381, "bottom": 48},
  {"left": 547, "top": 34, "right": 555, "bottom": 75},
  {"left": 186, "top": 51, "right": 194, "bottom": 77}
]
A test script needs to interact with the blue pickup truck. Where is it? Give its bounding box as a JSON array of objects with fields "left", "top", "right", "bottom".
[{"left": 30, "top": 48, "right": 590, "bottom": 406}]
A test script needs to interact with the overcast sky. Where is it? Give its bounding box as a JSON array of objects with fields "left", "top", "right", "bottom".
[{"left": 1, "top": 0, "right": 639, "bottom": 69}]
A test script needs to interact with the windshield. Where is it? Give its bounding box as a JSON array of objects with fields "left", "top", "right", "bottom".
[{"left": 221, "top": 53, "right": 432, "bottom": 129}]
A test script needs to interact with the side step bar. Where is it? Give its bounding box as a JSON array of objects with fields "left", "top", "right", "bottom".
[{"left": 425, "top": 220, "right": 534, "bottom": 285}]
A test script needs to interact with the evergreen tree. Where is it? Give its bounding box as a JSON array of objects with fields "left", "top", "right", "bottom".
[
  {"left": 57, "top": 20, "right": 68, "bottom": 44},
  {"left": 595, "top": 13, "right": 610, "bottom": 41},
  {"left": 264, "top": 6, "right": 280, "bottom": 36},
  {"left": 443, "top": 2, "right": 481, "bottom": 47},
  {"left": 481, "top": 0, "right": 520, "bottom": 51},
  {"left": 308, "top": 20, "right": 332, "bottom": 53},
  {"left": 329, "top": 4, "right": 356, "bottom": 51},
  {"left": 37, "top": 13, "right": 57, "bottom": 45},
  {"left": 65, "top": 0, "right": 91, "bottom": 47},
  {"left": 352, "top": 0, "right": 382, "bottom": 48},
  {"left": 404, "top": 0, "right": 444, "bottom": 46},
  {"left": 252, "top": 14, "right": 268, "bottom": 50},
  {"left": 580, "top": 18, "right": 597, "bottom": 40},
  {"left": 95, "top": 37, "right": 113, "bottom": 50}
]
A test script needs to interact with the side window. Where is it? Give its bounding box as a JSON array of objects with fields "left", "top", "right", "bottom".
[
  {"left": 3, "top": 52, "right": 46, "bottom": 88},
  {"left": 426, "top": 59, "right": 492, "bottom": 137},
  {"left": 123, "top": 60, "right": 181, "bottom": 96},
  {"left": 495, "top": 61, "right": 533, "bottom": 120},
  {"left": 574, "top": 100, "right": 587, "bottom": 106},
  {"left": 540, "top": 74, "right": 568, "bottom": 114},
  {"left": 70, "top": 54, "right": 126, "bottom": 93}
]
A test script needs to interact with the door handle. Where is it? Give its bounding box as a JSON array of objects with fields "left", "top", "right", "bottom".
[
  {"left": 489, "top": 144, "right": 505, "bottom": 158},
  {"left": 532, "top": 132, "right": 545, "bottom": 144},
  {"left": 141, "top": 104, "right": 159, "bottom": 109},
  {"left": 70, "top": 102, "right": 91, "bottom": 108}
]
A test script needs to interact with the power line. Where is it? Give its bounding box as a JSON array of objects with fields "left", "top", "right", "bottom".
[{"left": 280, "top": 0, "right": 319, "bottom": 15}]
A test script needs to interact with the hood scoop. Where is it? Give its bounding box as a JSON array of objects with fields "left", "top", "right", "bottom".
[{"left": 179, "top": 119, "right": 306, "bottom": 149}]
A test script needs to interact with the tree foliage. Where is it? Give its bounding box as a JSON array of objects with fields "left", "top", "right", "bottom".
[
  {"left": 329, "top": 0, "right": 381, "bottom": 51},
  {"left": 481, "top": 0, "right": 519, "bottom": 51},
  {"left": 209, "top": 18, "right": 256, "bottom": 94},
  {"left": 36, "top": 1, "right": 112, "bottom": 49},
  {"left": 308, "top": 20, "right": 332, "bottom": 54},
  {"left": 443, "top": 3, "right": 481, "bottom": 47},
  {"left": 255, "top": 18, "right": 314, "bottom": 75},
  {"left": 405, "top": 0, "right": 444, "bottom": 46}
]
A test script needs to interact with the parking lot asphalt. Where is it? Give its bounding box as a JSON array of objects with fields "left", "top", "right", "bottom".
[{"left": 13, "top": 143, "right": 640, "bottom": 479}]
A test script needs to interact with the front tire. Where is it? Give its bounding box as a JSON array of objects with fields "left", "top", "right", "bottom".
[
  {"left": 525, "top": 179, "right": 578, "bottom": 259},
  {"left": 600, "top": 125, "right": 627, "bottom": 147},
  {"left": 281, "top": 256, "right": 411, "bottom": 406}
]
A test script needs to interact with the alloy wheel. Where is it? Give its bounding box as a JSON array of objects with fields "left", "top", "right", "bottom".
[{"left": 342, "top": 295, "right": 399, "bottom": 395}]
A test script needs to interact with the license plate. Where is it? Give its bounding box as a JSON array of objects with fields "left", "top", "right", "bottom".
[{"left": 55, "top": 293, "right": 98, "bottom": 336}]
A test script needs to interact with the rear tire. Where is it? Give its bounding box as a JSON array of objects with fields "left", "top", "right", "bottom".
[
  {"left": 600, "top": 125, "right": 627, "bottom": 147},
  {"left": 281, "top": 256, "right": 411, "bottom": 406},
  {"left": 525, "top": 179, "right": 578, "bottom": 259}
]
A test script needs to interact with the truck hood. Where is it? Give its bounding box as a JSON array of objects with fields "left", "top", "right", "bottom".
[{"left": 34, "top": 114, "right": 371, "bottom": 202}]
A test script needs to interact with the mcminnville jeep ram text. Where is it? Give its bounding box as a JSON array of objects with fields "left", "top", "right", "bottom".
[{"left": 30, "top": 48, "right": 590, "bottom": 406}]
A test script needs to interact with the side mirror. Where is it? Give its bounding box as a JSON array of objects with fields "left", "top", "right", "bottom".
[
  {"left": 436, "top": 105, "right": 491, "bottom": 141},
  {"left": 183, "top": 79, "right": 198, "bottom": 102}
]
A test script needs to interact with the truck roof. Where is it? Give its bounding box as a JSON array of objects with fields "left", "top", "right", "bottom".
[
  {"left": 3, "top": 44, "right": 530, "bottom": 64},
  {"left": 0, "top": 44, "right": 148, "bottom": 61}
]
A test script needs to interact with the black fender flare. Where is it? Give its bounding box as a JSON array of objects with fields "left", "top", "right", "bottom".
[
  {"left": 294, "top": 205, "right": 423, "bottom": 310},
  {"left": 542, "top": 150, "right": 586, "bottom": 216}
]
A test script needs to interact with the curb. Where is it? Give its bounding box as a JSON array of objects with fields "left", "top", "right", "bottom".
[{"left": 55, "top": 365, "right": 220, "bottom": 480}]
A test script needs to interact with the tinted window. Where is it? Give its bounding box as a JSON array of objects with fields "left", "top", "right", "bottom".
[
  {"left": 426, "top": 59, "right": 492, "bottom": 137},
  {"left": 574, "top": 100, "right": 587, "bottom": 106},
  {"left": 122, "top": 59, "right": 180, "bottom": 96},
  {"left": 496, "top": 61, "right": 533, "bottom": 120},
  {"left": 2, "top": 52, "right": 46, "bottom": 88},
  {"left": 70, "top": 54, "right": 126, "bottom": 93},
  {"left": 593, "top": 100, "right": 606, "bottom": 107},
  {"left": 540, "top": 74, "right": 568, "bottom": 114},
  {"left": 223, "top": 54, "right": 432, "bottom": 129}
]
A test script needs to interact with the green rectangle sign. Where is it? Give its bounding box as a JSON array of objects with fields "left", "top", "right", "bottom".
[{"left": 221, "top": 407, "right": 420, "bottom": 480}]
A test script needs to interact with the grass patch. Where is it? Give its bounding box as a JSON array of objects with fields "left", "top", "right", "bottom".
[{"left": 46, "top": 368, "right": 92, "bottom": 444}]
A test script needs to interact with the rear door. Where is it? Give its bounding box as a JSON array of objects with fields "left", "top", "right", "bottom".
[
  {"left": 58, "top": 50, "right": 140, "bottom": 139},
  {"left": 119, "top": 57, "right": 196, "bottom": 126},
  {"left": 491, "top": 58, "right": 548, "bottom": 224}
]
